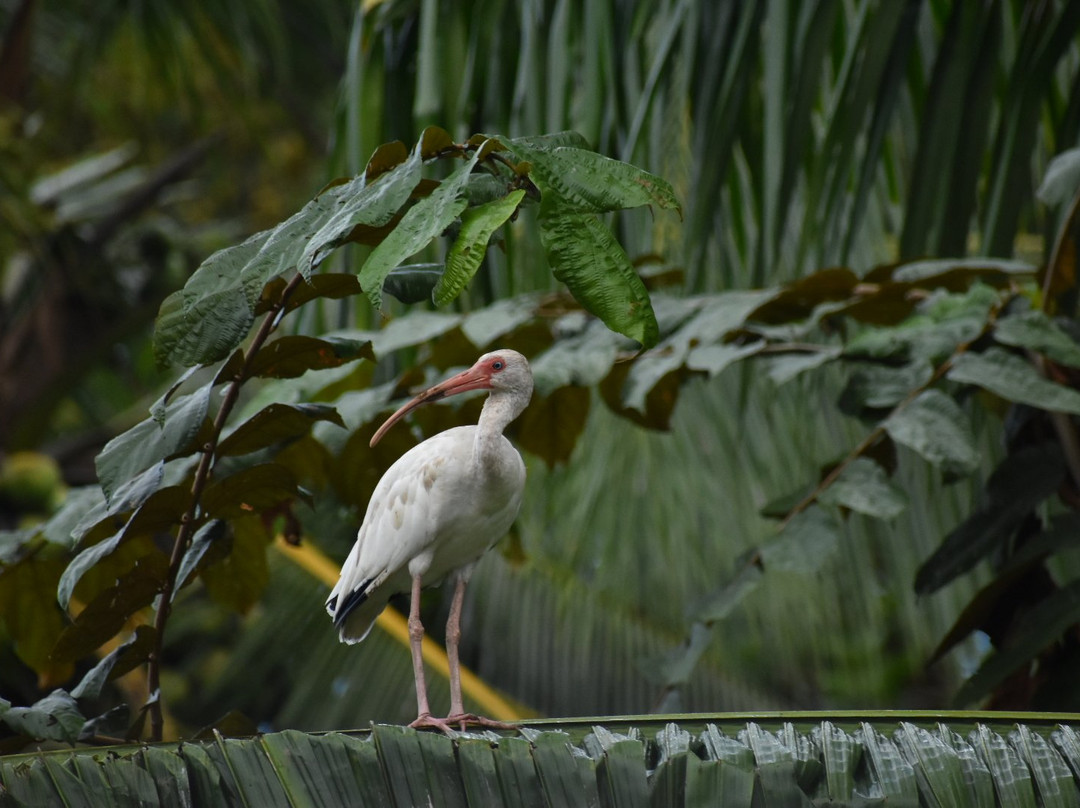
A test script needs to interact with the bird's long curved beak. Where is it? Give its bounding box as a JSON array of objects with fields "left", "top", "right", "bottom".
[{"left": 370, "top": 364, "right": 493, "bottom": 447}]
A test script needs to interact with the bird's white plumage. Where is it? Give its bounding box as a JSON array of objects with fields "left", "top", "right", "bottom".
[{"left": 325, "top": 350, "right": 532, "bottom": 648}]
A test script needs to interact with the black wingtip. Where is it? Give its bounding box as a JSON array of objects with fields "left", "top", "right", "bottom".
[{"left": 332, "top": 581, "right": 371, "bottom": 629}]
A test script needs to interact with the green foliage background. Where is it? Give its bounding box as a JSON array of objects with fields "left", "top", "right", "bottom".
[{"left": 3, "top": 0, "right": 1080, "bottom": 747}]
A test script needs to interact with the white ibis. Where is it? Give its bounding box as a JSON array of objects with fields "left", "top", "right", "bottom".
[{"left": 325, "top": 349, "right": 533, "bottom": 732}]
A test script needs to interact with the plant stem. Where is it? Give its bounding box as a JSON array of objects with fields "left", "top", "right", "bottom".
[{"left": 146, "top": 272, "right": 305, "bottom": 742}]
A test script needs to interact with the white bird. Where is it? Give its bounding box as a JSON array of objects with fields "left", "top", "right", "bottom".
[{"left": 325, "top": 349, "right": 533, "bottom": 732}]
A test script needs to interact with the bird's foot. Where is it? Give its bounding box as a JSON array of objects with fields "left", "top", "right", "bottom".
[
  {"left": 407, "top": 713, "right": 459, "bottom": 735},
  {"left": 445, "top": 712, "right": 517, "bottom": 731}
]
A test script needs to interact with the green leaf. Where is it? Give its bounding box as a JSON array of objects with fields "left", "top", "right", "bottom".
[
  {"left": 891, "top": 257, "right": 1036, "bottom": 284},
  {"left": 506, "top": 141, "right": 680, "bottom": 214},
  {"left": 359, "top": 151, "right": 481, "bottom": 308},
  {"left": 2, "top": 690, "right": 85, "bottom": 744},
  {"left": 201, "top": 464, "right": 298, "bottom": 520},
  {"left": 894, "top": 722, "right": 973, "bottom": 808},
  {"left": 381, "top": 264, "right": 444, "bottom": 304},
  {"left": 217, "top": 403, "right": 345, "bottom": 457},
  {"left": 857, "top": 723, "right": 919, "bottom": 801},
  {"left": 883, "top": 389, "right": 979, "bottom": 477},
  {"left": 434, "top": 189, "right": 526, "bottom": 305},
  {"left": 58, "top": 485, "right": 189, "bottom": 609},
  {"left": 765, "top": 348, "right": 842, "bottom": 385},
  {"left": 820, "top": 457, "right": 909, "bottom": 519},
  {"left": 948, "top": 347, "right": 1080, "bottom": 415},
  {"left": 96, "top": 383, "right": 212, "bottom": 503},
  {"left": 994, "top": 310, "right": 1080, "bottom": 369},
  {"left": 300, "top": 147, "right": 424, "bottom": 271},
  {"left": 539, "top": 213, "right": 659, "bottom": 348},
  {"left": 247, "top": 335, "right": 374, "bottom": 380},
  {"left": 1038, "top": 147, "right": 1080, "bottom": 206},
  {"left": 760, "top": 507, "right": 840, "bottom": 574},
  {"left": 174, "top": 519, "right": 227, "bottom": 599},
  {"left": 52, "top": 554, "right": 168, "bottom": 663},
  {"left": 1009, "top": 725, "right": 1077, "bottom": 808},
  {"left": 200, "top": 515, "right": 272, "bottom": 613},
  {"left": 968, "top": 725, "right": 1037, "bottom": 807},
  {"left": 153, "top": 243, "right": 260, "bottom": 368},
  {"left": 70, "top": 625, "right": 156, "bottom": 700},
  {"left": 839, "top": 360, "right": 934, "bottom": 414},
  {"left": 0, "top": 555, "right": 69, "bottom": 679},
  {"left": 915, "top": 443, "right": 1065, "bottom": 594}
]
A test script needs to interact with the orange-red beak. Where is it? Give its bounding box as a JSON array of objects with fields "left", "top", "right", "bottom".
[{"left": 370, "top": 363, "right": 494, "bottom": 447}]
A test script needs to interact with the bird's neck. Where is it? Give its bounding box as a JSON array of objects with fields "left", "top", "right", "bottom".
[{"left": 473, "top": 391, "right": 522, "bottom": 469}]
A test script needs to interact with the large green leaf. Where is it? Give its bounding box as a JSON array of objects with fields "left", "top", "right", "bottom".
[
  {"left": 1, "top": 690, "right": 84, "bottom": 744},
  {"left": 883, "top": 389, "right": 979, "bottom": 478},
  {"left": 915, "top": 443, "right": 1065, "bottom": 595},
  {"left": 95, "top": 383, "right": 213, "bottom": 503},
  {"left": 217, "top": 404, "right": 345, "bottom": 457},
  {"left": 358, "top": 151, "right": 481, "bottom": 309},
  {"left": 539, "top": 213, "right": 658, "bottom": 348},
  {"left": 507, "top": 141, "right": 680, "bottom": 214},
  {"left": 819, "top": 457, "right": 908, "bottom": 520},
  {"left": 245, "top": 336, "right": 374, "bottom": 380},
  {"left": 948, "top": 347, "right": 1080, "bottom": 415},
  {"left": 434, "top": 189, "right": 526, "bottom": 305},
  {"left": 993, "top": 310, "right": 1080, "bottom": 369}
]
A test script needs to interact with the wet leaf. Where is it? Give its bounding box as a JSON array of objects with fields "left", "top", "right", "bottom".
[
  {"left": 820, "top": 457, "right": 909, "bottom": 519},
  {"left": 435, "top": 190, "right": 526, "bottom": 305},
  {"left": 993, "top": 310, "right": 1080, "bottom": 369},
  {"left": 948, "top": 347, "right": 1080, "bottom": 415},
  {"left": 0, "top": 555, "right": 70, "bottom": 680},
  {"left": 359, "top": 151, "right": 480, "bottom": 309},
  {"left": 419, "top": 125, "right": 455, "bottom": 159},
  {"left": 174, "top": 520, "right": 227, "bottom": 599},
  {"left": 200, "top": 516, "right": 273, "bottom": 613},
  {"left": 539, "top": 212, "right": 658, "bottom": 348},
  {"left": 247, "top": 335, "right": 374, "bottom": 379},
  {"left": 839, "top": 359, "right": 934, "bottom": 415},
  {"left": 70, "top": 625, "right": 156, "bottom": 700},
  {"left": 883, "top": 389, "right": 979, "bottom": 477},
  {"left": 381, "top": 264, "right": 443, "bottom": 304},
  {"left": 96, "top": 383, "right": 213, "bottom": 503},
  {"left": 201, "top": 464, "right": 299, "bottom": 520},
  {"left": 1037, "top": 147, "right": 1080, "bottom": 206},
  {"left": 217, "top": 403, "right": 345, "bottom": 457},
  {"left": 255, "top": 273, "right": 363, "bottom": 316},
  {"left": 52, "top": 555, "right": 168, "bottom": 663},
  {"left": 915, "top": 443, "right": 1065, "bottom": 594},
  {"left": 506, "top": 141, "right": 680, "bottom": 214},
  {"left": 747, "top": 267, "right": 859, "bottom": 324},
  {"left": 2, "top": 690, "right": 85, "bottom": 744}
]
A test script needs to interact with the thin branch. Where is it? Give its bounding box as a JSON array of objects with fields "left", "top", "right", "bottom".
[{"left": 145, "top": 271, "right": 306, "bottom": 742}]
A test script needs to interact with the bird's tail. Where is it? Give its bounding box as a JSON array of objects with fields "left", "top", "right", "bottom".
[{"left": 326, "top": 581, "right": 390, "bottom": 644}]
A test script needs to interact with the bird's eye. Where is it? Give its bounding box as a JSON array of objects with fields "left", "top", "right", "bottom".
[{"left": 491, "top": 360, "right": 504, "bottom": 371}]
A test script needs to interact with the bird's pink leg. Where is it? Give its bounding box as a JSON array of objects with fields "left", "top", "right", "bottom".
[
  {"left": 406, "top": 573, "right": 455, "bottom": 733},
  {"left": 444, "top": 575, "right": 515, "bottom": 731}
]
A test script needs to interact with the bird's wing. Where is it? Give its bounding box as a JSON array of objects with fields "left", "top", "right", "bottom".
[{"left": 326, "top": 432, "right": 463, "bottom": 628}]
